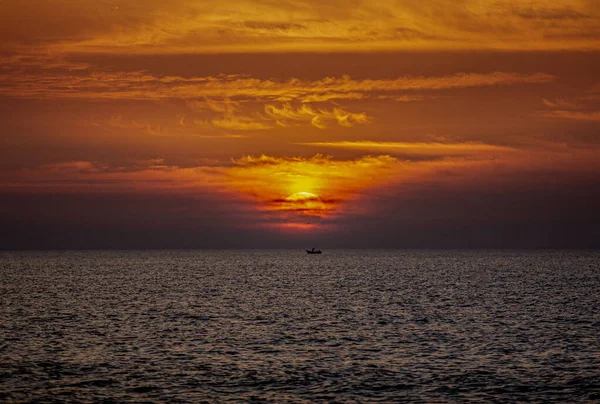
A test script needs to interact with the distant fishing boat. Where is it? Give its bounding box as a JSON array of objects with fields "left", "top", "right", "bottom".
[{"left": 306, "top": 248, "right": 322, "bottom": 254}]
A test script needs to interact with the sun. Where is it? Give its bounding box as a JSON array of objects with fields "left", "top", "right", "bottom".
[
  {"left": 281, "top": 192, "right": 328, "bottom": 216},
  {"left": 285, "top": 192, "right": 320, "bottom": 202}
]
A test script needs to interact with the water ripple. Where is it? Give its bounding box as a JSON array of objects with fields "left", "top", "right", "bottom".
[{"left": 1, "top": 250, "right": 599, "bottom": 402}]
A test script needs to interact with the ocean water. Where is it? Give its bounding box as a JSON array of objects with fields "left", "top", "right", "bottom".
[{"left": 1, "top": 250, "right": 599, "bottom": 403}]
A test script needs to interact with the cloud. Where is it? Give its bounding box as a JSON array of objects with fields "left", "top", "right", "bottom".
[
  {"left": 542, "top": 98, "right": 581, "bottom": 109},
  {"left": 187, "top": 98, "right": 274, "bottom": 131},
  {"left": 297, "top": 141, "right": 517, "bottom": 156},
  {"left": 540, "top": 90, "right": 600, "bottom": 122},
  {"left": 41, "top": 161, "right": 105, "bottom": 173},
  {"left": 187, "top": 100, "right": 369, "bottom": 131},
  {"left": 108, "top": 115, "right": 171, "bottom": 136},
  {"left": 508, "top": 6, "right": 590, "bottom": 21},
  {"left": 242, "top": 21, "right": 307, "bottom": 31},
  {"left": 542, "top": 110, "right": 600, "bottom": 121},
  {"left": 187, "top": 98, "right": 241, "bottom": 114},
  {"left": 0, "top": 60, "right": 556, "bottom": 101},
  {"left": 264, "top": 104, "right": 369, "bottom": 129},
  {"left": 210, "top": 114, "right": 272, "bottom": 131},
  {"left": 194, "top": 134, "right": 249, "bottom": 139},
  {"left": 300, "top": 92, "right": 365, "bottom": 103},
  {"left": 387, "top": 95, "right": 433, "bottom": 102},
  {"left": 227, "top": 154, "right": 399, "bottom": 211},
  {"left": 1, "top": 0, "right": 599, "bottom": 53}
]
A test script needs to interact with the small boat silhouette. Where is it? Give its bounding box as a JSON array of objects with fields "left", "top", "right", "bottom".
[{"left": 306, "top": 248, "right": 322, "bottom": 254}]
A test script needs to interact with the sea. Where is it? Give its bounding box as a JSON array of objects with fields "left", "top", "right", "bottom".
[{"left": 1, "top": 250, "right": 599, "bottom": 403}]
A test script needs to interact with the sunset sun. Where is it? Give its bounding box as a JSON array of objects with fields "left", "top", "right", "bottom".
[{"left": 282, "top": 192, "right": 328, "bottom": 216}]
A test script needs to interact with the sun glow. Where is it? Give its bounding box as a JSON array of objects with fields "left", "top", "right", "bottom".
[
  {"left": 281, "top": 192, "right": 328, "bottom": 216},
  {"left": 224, "top": 154, "right": 399, "bottom": 225}
]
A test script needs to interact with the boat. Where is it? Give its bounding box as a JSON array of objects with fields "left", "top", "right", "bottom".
[{"left": 306, "top": 248, "right": 322, "bottom": 254}]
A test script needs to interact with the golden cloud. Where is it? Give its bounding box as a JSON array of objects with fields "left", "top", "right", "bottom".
[
  {"left": 108, "top": 115, "right": 172, "bottom": 136},
  {"left": 210, "top": 115, "right": 273, "bottom": 131},
  {"left": 297, "top": 141, "right": 518, "bottom": 156},
  {"left": 2, "top": 0, "right": 598, "bottom": 53},
  {"left": 265, "top": 104, "right": 369, "bottom": 129},
  {"left": 0, "top": 65, "right": 555, "bottom": 101},
  {"left": 542, "top": 110, "right": 600, "bottom": 121}
]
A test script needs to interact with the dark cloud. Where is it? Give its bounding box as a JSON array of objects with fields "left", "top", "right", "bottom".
[
  {"left": 321, "top": 173, "right": 600, "bottom": 249},
  {"left": 243, "top": 21, "right": 307, "bottom": 31},
  {"left": 392, "top": 27, "right": 440, "bottom": 41},
  {"left": 2, "top": 170, "right": 599, "bottom": 249},
  {"left": 511, "top": 7, "right": 590, "bottom": 21}
]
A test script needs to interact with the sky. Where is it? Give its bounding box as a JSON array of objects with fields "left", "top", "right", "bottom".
[{"left": 1, "top": 0, "right": 599, "bottom": 249}]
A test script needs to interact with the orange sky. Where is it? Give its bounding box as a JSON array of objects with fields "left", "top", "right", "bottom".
[{"left": 1, "top": 0, "right": 599, "bottom": 248}]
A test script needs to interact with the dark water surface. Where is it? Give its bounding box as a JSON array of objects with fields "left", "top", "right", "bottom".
[{"left": 1, "top": 250, "right": 599, "bottom": 402}]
